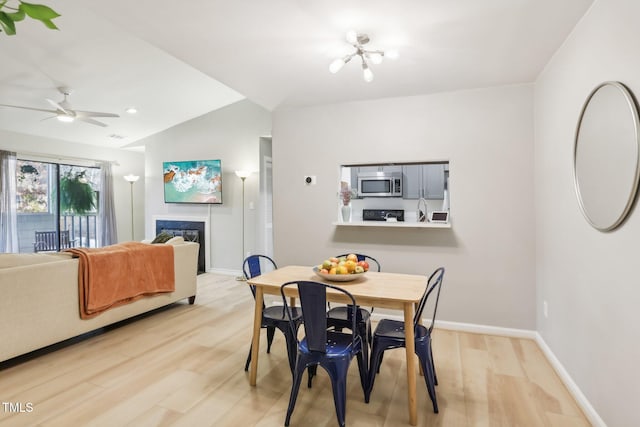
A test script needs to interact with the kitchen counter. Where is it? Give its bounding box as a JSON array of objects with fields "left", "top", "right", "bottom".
[{"left": 332, "top": 221, "right": 451, "bottom": 228}]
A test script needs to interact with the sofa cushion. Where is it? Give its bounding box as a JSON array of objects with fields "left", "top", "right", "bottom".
[
  {"left": 151, "top": 232, "right": 174, "bottom": 244},
  {"left": 165, "top": 236, "right": 185, "bottom": 245},
  {"left": 0, "top": 253, "right": 73, "bottom": 269}
]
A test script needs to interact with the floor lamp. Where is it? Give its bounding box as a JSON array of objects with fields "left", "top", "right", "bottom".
[
  {"left": 124, "top": 174, "right": 140, "bottom": 240},
  {"left": 235, "top": 170, "right": 250, "bottom": 280}
]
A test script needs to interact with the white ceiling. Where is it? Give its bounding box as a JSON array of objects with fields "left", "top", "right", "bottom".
[{"left": 0, "top": 0, "right": 594, "bottom": 149}]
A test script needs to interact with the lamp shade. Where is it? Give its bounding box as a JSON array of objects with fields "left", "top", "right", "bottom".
[
  {"left": 235, "top": 170, "right": 250, "bottom": 179},
  {"left": 124, "top": 174, "right": 140, "bottom": 183}
]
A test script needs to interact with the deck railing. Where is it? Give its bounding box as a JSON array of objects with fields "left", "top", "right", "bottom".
[{"left": 61, "top": 213, "right": 98, "bottom": 248}]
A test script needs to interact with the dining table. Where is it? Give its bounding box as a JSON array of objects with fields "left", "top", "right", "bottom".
[{"left": 246, "top": 265, "right": 427, "bottom": 426}]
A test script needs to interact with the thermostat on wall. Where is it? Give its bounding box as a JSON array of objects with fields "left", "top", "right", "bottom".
[{"left": 429, "top": 211, "right": 449, "bottom": 223}]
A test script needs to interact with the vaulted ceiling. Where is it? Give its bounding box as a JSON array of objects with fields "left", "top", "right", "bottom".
[{"left": 0, "top": 0, "right": 594, "bottom": 149}]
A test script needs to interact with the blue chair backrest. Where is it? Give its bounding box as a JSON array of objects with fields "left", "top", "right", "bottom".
[
  {"left": 281, "top": 281, "right": 358, "bottom": 353},
  {"left": 335, "top": 253, "right": 381, "bottom": 272},
  {"left": 243, "top": 255, "right": 277, "bottom": 299},
  {"left": 414, "top": 267, "right": 445, "bottom": 332},
  {"left": 244, "top": 254, "right": 277, "bottom": 279}
]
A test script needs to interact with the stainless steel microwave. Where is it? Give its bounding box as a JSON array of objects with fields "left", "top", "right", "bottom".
[{"left": 357, "top": 172, "right": 402, "bottom": 197}]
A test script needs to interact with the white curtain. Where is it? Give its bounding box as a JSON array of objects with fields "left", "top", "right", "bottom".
[
  {"left": 0, "top": 150, "right": 18, "bottom": 252},
  {"left": 98, "top": 161, "right": 118, "bottom": 246}
]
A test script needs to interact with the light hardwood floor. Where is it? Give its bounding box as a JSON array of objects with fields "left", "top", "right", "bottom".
[{"left": 0, "top": 273, "right": 590, "bottom": 427}]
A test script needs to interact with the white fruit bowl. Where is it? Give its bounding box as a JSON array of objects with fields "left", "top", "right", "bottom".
[{"left": 312, "top": 266, "right": 366, "bottom": 282}]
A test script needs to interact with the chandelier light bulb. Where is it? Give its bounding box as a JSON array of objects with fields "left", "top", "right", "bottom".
[
  {"left": 329, "top": 58, "right": 346, "bottom": 74},
  {"left": 362, "top": 64, "right": 374, "bottom": 83}
]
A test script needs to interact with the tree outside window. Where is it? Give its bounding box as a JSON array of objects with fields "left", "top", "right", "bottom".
[{"left": 16, "top": 160, "right": 51, "bottom": 213}]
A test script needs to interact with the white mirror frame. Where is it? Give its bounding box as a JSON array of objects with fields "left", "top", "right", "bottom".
[{"left": 573, "top": 81, "right": 640, "bottom": 231}]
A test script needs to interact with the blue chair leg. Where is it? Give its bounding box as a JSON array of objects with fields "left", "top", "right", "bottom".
[
  {"left": 285, "top": 353, "right": 307, "bottom": 427},
  {"left": 430, "top": 343, "right": 438, "bottom": 386},
  {"left": 355, "top": 348, "right": 368, "bottom": 397},
  {"left": 365, "top": 340, "right": 385, "bottom": 403},
  {"left": 266, "top": 325, "right": 276, "bottom": 353},
  {"left": 376, "top": 351, "right": 384, "bottom": 373},
  {"left": 323, "top": 358, "right": 351, "bottom": 427},
  {"left": 277, "top": 322, "right": 298, "bottom": 374},
  {"left": 244, "top": 343, "right": 252, "bottom": 371},
  {"left": 416, "top": 340, "right": 438, "bottom": 413}
]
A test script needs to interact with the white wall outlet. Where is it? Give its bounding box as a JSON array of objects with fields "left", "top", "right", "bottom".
[
  {"left": 543, "top": 300, "right": 548, "bottom": 319},
  {"left": 304, "top": 175, "right": 317, "bottom": 185}
]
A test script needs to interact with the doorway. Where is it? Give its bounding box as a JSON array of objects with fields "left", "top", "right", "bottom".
[{"left": 259, "top": 137, "right": 273, "bottom": 257}]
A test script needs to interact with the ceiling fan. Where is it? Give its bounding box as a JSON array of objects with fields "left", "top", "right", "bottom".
[{"left": 0, "top": 87, "right": 120, "bottom": 127}]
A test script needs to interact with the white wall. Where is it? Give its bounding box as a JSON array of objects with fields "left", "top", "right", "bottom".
[
  {"left": 141, "top": 99, "right": 271, "bottom": 273},
  {"left": 0, "top": 129, "right": 145, "bottom": 243},
  {"left": 272, "top": 84, "right": 536, "bottom": 329},
  {"left": 535, "top": 0, "right": 640, "bottom": 425}
]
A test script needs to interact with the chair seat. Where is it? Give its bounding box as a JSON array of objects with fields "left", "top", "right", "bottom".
[
  {"left": 263, "top": 305, "right": 301, "bottom": 323},
  {"left": 374, "top": 319, "right": 430, "bottom": 341},
  {"left": 327, "top": 305, "right": 370, "bottom": 324},
  {"left": 299, "top": 331, "right": 361, "bottom": 357}
]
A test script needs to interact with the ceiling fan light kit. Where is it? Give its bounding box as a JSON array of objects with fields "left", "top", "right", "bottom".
[{"left": 329, "top": 31, "right": 394, "bottom": 82}]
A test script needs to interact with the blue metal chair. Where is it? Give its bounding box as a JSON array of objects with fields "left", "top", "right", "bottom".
[
  {"left": 321, "top": 254, "right": 380, "bottom": 386},
  {"left": 243, "top": 255, "right": 302, "bottom": 374},
  {"left": 281, "top": 280, "right": 367, "bottom": 427},
  {"left": 365, "top": 267, "right": 445, "bottom": 413}
]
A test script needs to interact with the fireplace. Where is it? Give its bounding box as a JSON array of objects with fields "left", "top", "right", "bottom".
[{"left": 155, "top": 218, "right": 207, "bottom": 274}]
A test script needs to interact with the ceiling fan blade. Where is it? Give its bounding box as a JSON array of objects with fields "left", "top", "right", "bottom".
[
  {"left": 46, "top": 98, "right": 69, "bottom": 114},
  {"left": 39, "top": 115, "right": 58, "bottom": 122},
  {"left": 0, "top": 103, "right": 58, "bottom": 114},
  {"left": 75, "top": 110, "right": 120, "bottom": 118},
  {"left": 76, "top": 116, "right": 108, "bottom": 127}
]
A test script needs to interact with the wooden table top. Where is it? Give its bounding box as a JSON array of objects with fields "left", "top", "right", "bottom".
[{"left": 247, "top": 265, "right": 426, "bottom": 310}]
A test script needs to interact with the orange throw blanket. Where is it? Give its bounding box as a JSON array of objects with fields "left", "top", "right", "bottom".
[{"left": 66, "top": 242, "right": 175, "bottom": 319}]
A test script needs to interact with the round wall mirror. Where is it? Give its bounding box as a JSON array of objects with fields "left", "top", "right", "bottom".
[{"left": 574, "top": 81, "right": 640, "bottom": 231}]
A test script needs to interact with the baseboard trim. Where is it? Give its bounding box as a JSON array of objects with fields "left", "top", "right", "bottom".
[
  {"left": 370, "top": 313, "right": 605, "bottom": 426},
  {"left": 534, "top": 332, "right": 606, "bottom": 427},
  {"left": 370, "top": 313, "right": 537, "bottom": 339}
]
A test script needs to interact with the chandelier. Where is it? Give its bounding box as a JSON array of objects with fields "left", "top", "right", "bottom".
[{"left": 329, "top": 30, "right": 395, "bottom": 82}]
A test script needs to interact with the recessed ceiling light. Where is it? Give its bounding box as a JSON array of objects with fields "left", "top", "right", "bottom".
[{"left": 125, "top": 107, "right": 137, "bottom": 114}]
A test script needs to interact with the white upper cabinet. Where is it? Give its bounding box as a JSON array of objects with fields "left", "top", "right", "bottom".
[{"left": 402, "top": 163, "right": 446, "bottom": 199}]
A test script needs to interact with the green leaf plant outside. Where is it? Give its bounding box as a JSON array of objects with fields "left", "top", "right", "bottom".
[{"left": 0, "top": 1, "right": 60, "bottom": 36}]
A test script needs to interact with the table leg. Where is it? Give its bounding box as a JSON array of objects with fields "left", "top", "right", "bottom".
[
  {"left": 416, "top": 302, "right": 424, "bottom": 377},
  {"left": 404, "top": 302, "right": 418, "bottom": 426},
  {"left": 249, "top": 286, "right": 263, "bottom": 386}
]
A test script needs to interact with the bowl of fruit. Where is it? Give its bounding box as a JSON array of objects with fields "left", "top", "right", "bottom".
[{"left": 313, "top": 254, "right": 370, "bottom": 282}]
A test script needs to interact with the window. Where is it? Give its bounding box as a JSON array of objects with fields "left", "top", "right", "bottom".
[{"left": 15, "top": 159, "right": 101, "bottom": 252}]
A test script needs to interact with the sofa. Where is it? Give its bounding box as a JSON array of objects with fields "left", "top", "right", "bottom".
[{"left": 0, "top": 239, "right": 199, "bottom": 363}]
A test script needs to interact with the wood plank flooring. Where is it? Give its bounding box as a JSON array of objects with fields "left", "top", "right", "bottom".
[{"left": 0, "top": 273, "right": 591, "bottom": 426}]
